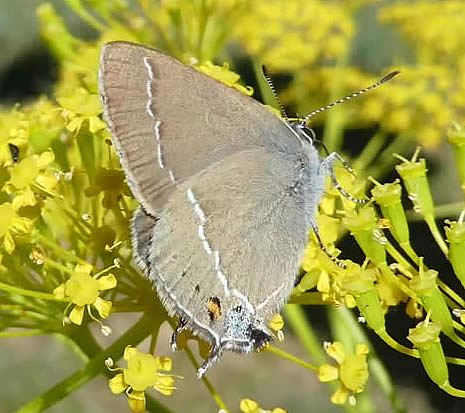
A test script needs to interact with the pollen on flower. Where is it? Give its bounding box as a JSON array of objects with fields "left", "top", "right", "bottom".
[
  {"left": 29, "top": 246, "right": 45, "bottom": 265},
  {"left": 105, "top": 357, "right": 114, "bottom": 369}
]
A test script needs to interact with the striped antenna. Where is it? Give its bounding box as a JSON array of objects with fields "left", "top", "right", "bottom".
[
  {"left": 299, "top": 70, "right": 400, "bottom": 126},
  {"left": 262, "top": 65, "right": 289, "bottom": 122}
]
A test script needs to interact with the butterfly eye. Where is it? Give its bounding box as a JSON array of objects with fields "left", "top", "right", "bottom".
[{"left": 249, "top": 327, "right": 272, "bottom": 350}]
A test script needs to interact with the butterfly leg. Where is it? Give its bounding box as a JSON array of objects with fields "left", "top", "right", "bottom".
[
  {"left": 310, "top": 220, "right": 346, "bottom": 269},
  {"left": 321, "top": 152, "right": 367, "bottom": 204},
  {"left": 197, "top": 342, "right": 222, "bottom": 378},
  {"left": 170, "top": 318, "right": 188, "bottom": 351}
]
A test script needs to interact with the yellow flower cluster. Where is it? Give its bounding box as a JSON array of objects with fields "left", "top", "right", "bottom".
[
  {"left": 234, "top": 0, "right": 353, "bottom": 71},
  {"left": 380, "top": 1, "right": 465, "bottom": 63},
  {"left": 2, "top": 0, "right": 465, "bottom": 412},
  {"left": 0, "top": 107, "right": 28, "bottom": 165},
  {"left": 287, "top": 64, "right": 460, "bottom": 149},
  {"left": 151, "top": 0, "right": 247, "bottom": 61},
  {"left": 298, "top": 167, "right": 364, "bottom": 306},
  {"left": 0, "top": 104, "right": 60, "bottom": 255}
]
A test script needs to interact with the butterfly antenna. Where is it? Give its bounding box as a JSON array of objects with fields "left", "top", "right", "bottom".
[
  {"left": 262, "top": 65, "right": 289, "bottom": 122},
  {"left": 299, "top": 70, "right": 400, "bottom": 127}
]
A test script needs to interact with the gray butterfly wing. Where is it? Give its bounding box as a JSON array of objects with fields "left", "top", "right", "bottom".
[
  {"left": 99, "top": 41, "right": 302, "bottom": 216},
  {"left": 139, "top": 147, "right": 325, "bottom": 347},
  {"left": 131, "top": 207, "right": 157, "bottom": 274}
]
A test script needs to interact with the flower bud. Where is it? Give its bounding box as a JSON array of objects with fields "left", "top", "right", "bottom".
[
  {"left": 410, "top": 268, "right": 454, "bottom": 337},
  {"left": 371, "top": 180, "right": 410, "bottom": 246},
  {"left": 445, "top": 218, "right": 465, "bottom": 288},
  {"left": 447, "top": 122, "right": 465, "bottom": 193},
  {"left": 341, "top": 264, "right": 385, "bottom": 332},
  {"left": 408, "top": 319, "right": 448, "bottom": 387},
  {"left": 343, "top": 207, "right": 386, "bottom": 266},
  {"left": 396, "top": 157, "right": 434, "bottom": 219}
]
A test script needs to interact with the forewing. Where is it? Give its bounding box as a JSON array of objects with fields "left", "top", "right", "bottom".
[{"left": 99, "top": 41, "right": 302, "bottom": 216}]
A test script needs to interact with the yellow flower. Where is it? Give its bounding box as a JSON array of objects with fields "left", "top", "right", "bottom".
[
  {"left": 234, "top": 0, "right": 353, "bottom": 71},
  {"left": 53, "top": 263, "right": 117, "bottom": 326},
  {"left": 240, "top": 398, "right": 287, "bottom": 413},
  {"left": 5, "top": 151, "right": 57, "bottom": 208},
  {"left": 85, "top": 167, "right": 131, "bottom": 209},
  {"left": 318, "top": 341, "right": 369, "bottom": 406},
  {"left": 0, "top": 106, "right": 29, "bottom": 166},
  {"left": 109, "top": 346, "right": 177, "bottom": 412},
  {"left": 0, "top": 202, "right": 33, "bottom": 254},
  {"left": 299, "top": 210, "right": 348, "bottom": 304},
  {"left": 268, "top": 313, "right": 285, "bottom": 341},
  {"left": 376, "top": 272, "right": 408, "bottom": 311},
  {"left": 195, "top": 61, "right": 253, "bottom": 96},
  {"left": 26, "top": 97, "right": 65, "bottom": 150},
  {"left": 380, "top": 2, "right": 465, "bottom": 63},
  {"left": 57, "top": 87, "right": 106, "bottom": 134}
]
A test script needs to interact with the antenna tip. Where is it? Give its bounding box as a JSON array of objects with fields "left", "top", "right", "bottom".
[
  {"left": 261, "top": 64, "right": 269, "bottom": 76},
  {"left": 380, "top": 70, "right": 401, "bottom": 84}
]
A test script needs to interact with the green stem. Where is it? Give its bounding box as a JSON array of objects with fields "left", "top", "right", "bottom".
[
  {"left": 329, "top": 307, "right": 407, "bottom": 413},
  {"left": 252, "top": 58, "right": 280, "bottom": 108},
  {"left": 322, "top": 53, "right": 350, "bottom": 152},
  {"left": 453, "top": 321, "right": 465, "bottom": 335},
  {"left": 63, "top": 0, "right": 106, "bottom": 32},
  {"left": 406, "top": 202, "right": 465, "bottom": 222},
  {"left": 424, "top": 215, "right": 449, "bottom": 257},
  {"left": 36, "top": 232, "right": 88, "bottom": 265},
  {"left": 438, "top": 280, "right": 465, "bottom": 309},
  {"left": 165, "top": 317, "right": 228, "bottom": 410},
  {"left": 441, "top": 383, "right": 465, "bottom": 398},
  {"left": 0, "top": 330, "right": 48, "bottom": 337},
  {"left": 376, "top": 329, "right": 419, "bottom": 358},
  {"left": 385, "top": 241, "right": 465, "bottom": 309},
  {"left": 284, "top": 305, "right": 355, "bottom": 413},
  {"left": 183, "top": 345, "right": 229, "bottom": 411},
  {"left": 378, "top": 263, "right": 417, "bottom": 299},
  {"left": 289, "top": 292, "right": 325, "bottom": 305},
  {"left": 366, "top": 133, "right": 413, "bottom": 180},
  {"left": 196, "top": 0, "right": 209, "bottom": 60},
  {"left": 353, "top": 131, "right": 388, "bottom": 172},
  {"left": 385, "top": 242, "right": 415, "bottom": 274},
  {"left": 266, "top": 344, "right": 318, "bottom": 371},
  {"left": 0, "top": 281, "right": 68, "bottom": 302},
  {"left": 284, "top": 304, "right": 326, "bottom": 365},
  {"left": 14, "top": 313, "right": 170, "bottom": 413},
  {"left": 445, "top": 356, "right": 465, "bottom": 366},
  {"left": 42, "top": 257, "right": 75, "bottom": 275}
]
